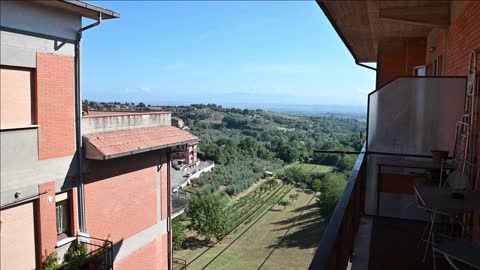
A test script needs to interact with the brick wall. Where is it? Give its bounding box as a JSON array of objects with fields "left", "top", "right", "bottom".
[
  {"left": 378, "top": 50, "right": 406, "bottom": 87},
  {"left": 406, "top": 38, "right": 427, "bottom": 75},
  {"left": 84, "top": 167, "right": 158, "bottom": 244},
  {"left": 84, "top": 151, "right": 166, "bottom": 243},
  {"left": 37, "top": 181, "right": 57, "bottom": 266},
  {"left": 115, "top": 234, "right": 168, "bottom": 270},
  {"left": 378, "top": 38, "right": 427, "bottom": 87},
  {"left": 70, "top": 187, "right": 79, "bottom": 237},
  {"left": 36, "top": 52, "right": 75, "bottom": 160},
  {"left": 443, "top": 1, "right": 480, "bottom": 242},
  {"left": 446, "top": 1, "right": 480, "bottom": 76}
]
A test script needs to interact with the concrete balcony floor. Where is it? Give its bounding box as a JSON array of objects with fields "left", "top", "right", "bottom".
[{"left": 352, "top": 216, "right": 452, "bottom": 270}]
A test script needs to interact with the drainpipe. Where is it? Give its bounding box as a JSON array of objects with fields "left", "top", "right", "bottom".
[
  {"left": 167, "top": 150, "right": 172, "bottom": 270},
  {"left": 75, "top": 13, "right": 102, "bottom": 235},
  {"left": 356, "top": 61, "right": 376, "bottom": 71}
]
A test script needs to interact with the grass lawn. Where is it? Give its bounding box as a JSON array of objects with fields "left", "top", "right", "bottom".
[
  {"left": 286, "top": 162, "right": 334, "bottom": 174},
  {"left": 175, "top": 188, "right": 325, "bottom": 270},
  {"left": 174, "top": 183, "right": 289, "bottom": 265}
]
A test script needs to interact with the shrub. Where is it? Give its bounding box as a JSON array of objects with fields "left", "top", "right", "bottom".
[
  {"left": 43, "top": 251, "right": 60, "bottom": 270},
  {"left": 318, "top": 173, "right": 347, "bottom": 219},
  {"left": 279, "top": 199, "right": 291, "bottom": 210},
  {"left": 63, "top": 242, "right": 88, "bottom": 270},
  {"left": 311, "top": 179, "right": 322, "bottom": 192},
  {"left": 187, "top": 193, "right": 230, "bottom": 241},
  {"left": 289, "top": 193, "right": 299, "bottom": 202},
  {"left": 173, "top": 220, "right": 186, "bottom": 250}
]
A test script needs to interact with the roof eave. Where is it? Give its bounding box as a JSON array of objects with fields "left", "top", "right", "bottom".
[
  {"left": 86, "top": 139, "right": 199, "bottom": 160},
  {"left": 41, "top": 0, "right": 120, "bottom": 20},
  {"left": 63, "top": 0, "right": 120, "bottom": 19},
  {"left": 316, "top": 0, "right": 367, "bottom": 64}
]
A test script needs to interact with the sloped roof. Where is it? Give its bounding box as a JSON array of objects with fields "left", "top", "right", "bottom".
[{"left": 84, "top": 126, "right": 198, "bottom": 160}]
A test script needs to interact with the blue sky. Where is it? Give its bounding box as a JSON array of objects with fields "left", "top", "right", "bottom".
[{"left": 82, "top": 1, "right": 375, "bottom": 108}]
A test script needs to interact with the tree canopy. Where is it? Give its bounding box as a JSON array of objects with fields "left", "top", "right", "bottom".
[{"left": 187, "top": 193, "right": 230, "bottom": 241}]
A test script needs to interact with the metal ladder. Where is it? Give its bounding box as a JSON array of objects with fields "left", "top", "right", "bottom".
[
  {"left": 465, "top": 50, "right": 479, "bottom": 189},
  {"left": 452, "top": 50, "right": 479, "bottom": 189}
]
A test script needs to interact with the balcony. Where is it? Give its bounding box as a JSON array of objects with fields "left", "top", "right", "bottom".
[
  {"left": 58, "top": 236, "right": 113, "bottom": 270},
  {"left": 309, "top": 148, "right": 366, "bottom": 269},
  {"left": 309, "top": 149, "right": 461, "bottom": 270},
  {"left": 172, "top": 190, "right": 187, "bottom": 217},
  {"left": 310, "top": 76, "right": 478, "bottom": 270}
]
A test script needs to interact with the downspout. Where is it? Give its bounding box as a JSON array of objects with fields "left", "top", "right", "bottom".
[
  {"left": 75, "top": 13, "right": 102, "bottom": 234},
  {"left": 356, "top": 61, "right": 376, "bottom": 71},
  {"left": 167, "top": 150, "right": 172, "bottom": 270}
]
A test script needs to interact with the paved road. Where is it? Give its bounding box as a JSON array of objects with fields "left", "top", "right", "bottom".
[{"left": 171, "top": 161, "right": 212, "bottom": 189}]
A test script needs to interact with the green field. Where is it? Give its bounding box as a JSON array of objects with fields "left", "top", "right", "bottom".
[
  {"left": 174, "top": 187, "right": 324, "bottom": 270},
  {"left": 285, "top": 162, "right": 334, "bottom": 174}
]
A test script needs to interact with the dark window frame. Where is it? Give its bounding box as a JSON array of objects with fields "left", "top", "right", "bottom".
[
  {"left": 413, "top": 65, "right": 426, "bottom": 76},
  {"left": 55, "top": 196, "right": 72, "bottom": 240}
]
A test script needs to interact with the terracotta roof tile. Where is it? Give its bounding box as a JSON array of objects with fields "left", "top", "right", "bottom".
[{"left": 84, "top": 126, "right": 198, "bottom": 159}]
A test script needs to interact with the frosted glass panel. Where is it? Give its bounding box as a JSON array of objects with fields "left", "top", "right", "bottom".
[{"left": 368, "top": 77, "right": 466, "bottom": 156}]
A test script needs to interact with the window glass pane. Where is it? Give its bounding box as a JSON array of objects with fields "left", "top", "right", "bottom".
[
  {"left": 415, "top": 66, "right": 426, "bottom": 76},
  {"left": 56, "top": 199, "right": 70, "bottom": 236}
]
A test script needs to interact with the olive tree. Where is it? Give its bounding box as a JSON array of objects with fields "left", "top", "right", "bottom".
[{"left": 187, "top": 193, "right": 230, "bottom": 241}]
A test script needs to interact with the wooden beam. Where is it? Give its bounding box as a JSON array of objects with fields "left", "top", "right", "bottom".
[{"left": 379, "top": 5, "right": 450, "bottom": 28}]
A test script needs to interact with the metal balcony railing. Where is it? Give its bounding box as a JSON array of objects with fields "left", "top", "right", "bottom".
[
  {"left": 59, "top": 236, "right": 113, "bottom": 270},
  {"left": 173, "top": 257, "right": 187, "bottom": 270},
  {"left": 172, "top": 190, "right": 187, "bottom": 215},
  {"left": 309, "top": 147, "right": 366, "bottom": 270}
]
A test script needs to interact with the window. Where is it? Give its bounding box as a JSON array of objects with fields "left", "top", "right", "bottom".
[
  {"left": 433, "top": 55, "right": 443, "bottom": 76},
  {"left": 56, "top": 193, "right": 71, "bottom": 240},
  {"left": 414, "top": 65, "right": 426, "bottom": 76},
  {"left": 0, "top": 67, "right": 35, "bottom": 129}
]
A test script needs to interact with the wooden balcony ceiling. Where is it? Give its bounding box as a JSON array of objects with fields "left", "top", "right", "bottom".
[{"left": 317, "top": 0, "right": 456, "bottom": 62}]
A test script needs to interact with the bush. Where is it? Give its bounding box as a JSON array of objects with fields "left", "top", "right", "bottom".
[
  {"left": 289, "top": 193, "right": 299, "bottom": 202},
  {"left": 173, "top": 220, "right": 186, "bottom": 250},
  {"left": 311, "top": 179, "right": 322, "bottom": 192},
  {"left": 43, "top": 251, "right": 60, "bottom": 270},
  {"left": 279, "top": 199, "right": 291, "bottom": 210},
  {"left": 187, "top": 193, "right": 230, "bottom": 241},
  {"left": 63, "top": 242, "right": 88, "bottom": 270},
  {"left": 318, "top": 173, "right": 347, "bottom": 219}
]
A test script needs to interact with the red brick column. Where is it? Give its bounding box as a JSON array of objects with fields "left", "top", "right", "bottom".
[
  {"left": 36, "top": 52, "right": 75, "bottom": 160},
  {"left": 71, "top": 187, "right": 79, "bottom": 237},
  {"left": 37, "top": 182, "right": 57, "bottom": 266}
]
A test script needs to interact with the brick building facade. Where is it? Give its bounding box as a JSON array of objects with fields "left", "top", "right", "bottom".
[{"left": 0, "top": 1, "right": 197, "bottom": 269}]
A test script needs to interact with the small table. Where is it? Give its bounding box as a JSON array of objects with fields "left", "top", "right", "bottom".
[
  {"left": 414, "top": 186, "right": 480, "bottom": 212},
  {"left": 433, "top": 238, "right": 480, "bottom": 270},
  {"left": 376, "top": 157, "right": 456, "bottom": 216},
  {"left": 414, "top": 186, "right": 480, "bottom": 263}
]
